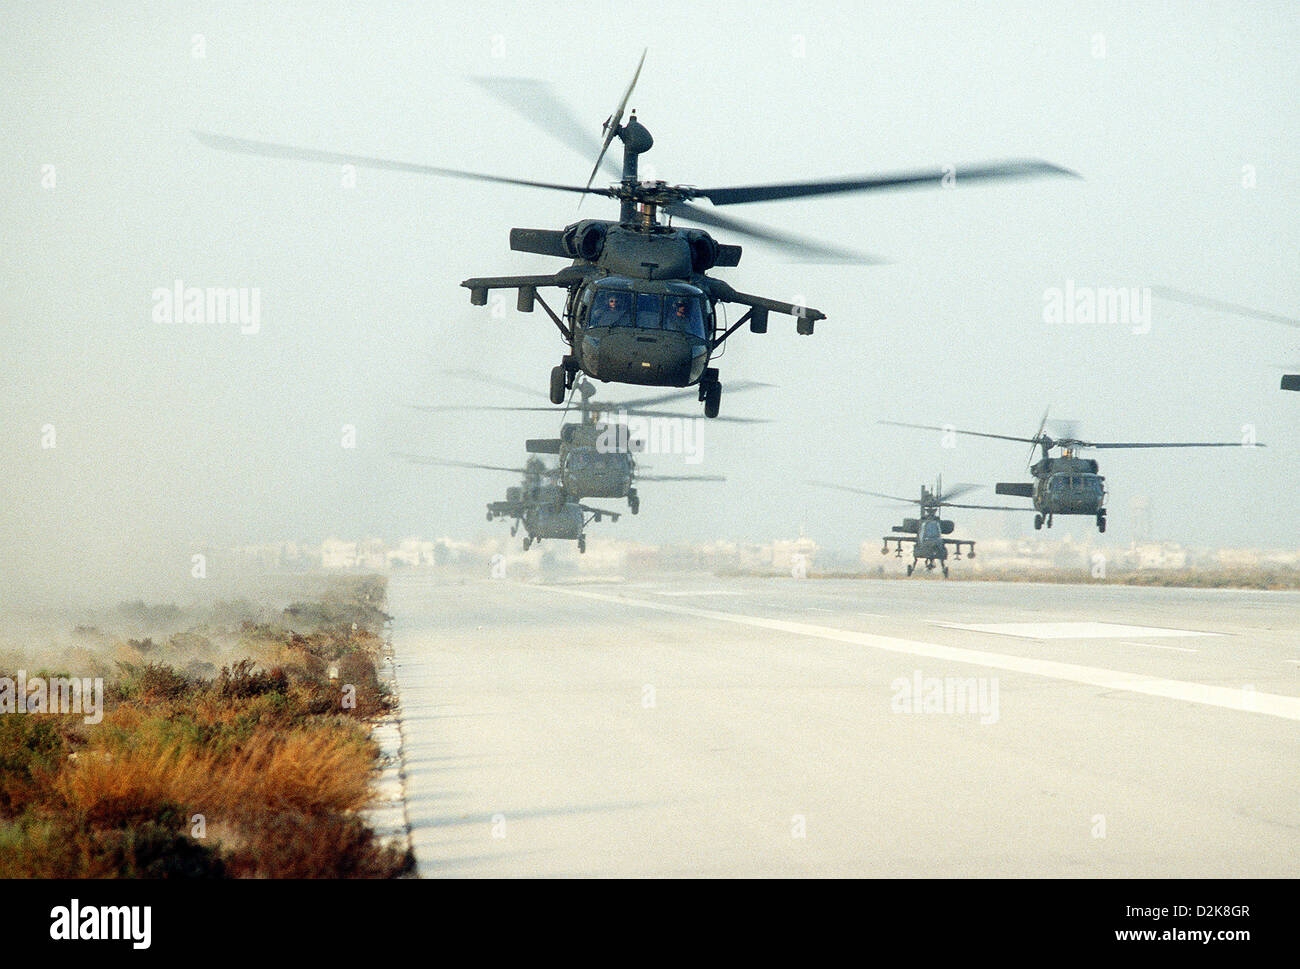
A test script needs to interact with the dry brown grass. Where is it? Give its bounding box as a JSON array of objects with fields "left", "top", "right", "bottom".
[{"left": 0, "top": 574, "right": 411, "bottom": 878}]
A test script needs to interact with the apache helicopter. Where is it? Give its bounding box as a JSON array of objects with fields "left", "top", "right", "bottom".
[
  {"left": 808, "top": 477, "right": 1024, "bottom": 576},
  {"left": 194, "top": 51, "right": 1076, "bottom": 418},
  {"left": 395, "top": 453, "right": 620, "bottom": 553},
  {"left": 881, "top": 414, "right": 1263, "bottom": 532},
  {"left": 411, "top": 369, "right": 748, "bottom": 513}
]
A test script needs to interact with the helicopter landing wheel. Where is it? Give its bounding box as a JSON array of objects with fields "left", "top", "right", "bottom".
[
  {"left": 1047, "top": 515, "right": 1054, "bottom": 528},
  {"left": 549, "top": 365, "right": 566, "bottom": 405},
  {"left": 906, "top": 563, "right": 914, "bottom": 576},
  {"left": 629, "top": 491, "right": 640, "bottom": 515},
  {"left": 522, "top": 536, "right": 532, "bottom": 551},
  {"left": 1097, "top": 514, "right": 1106, "bottom": 533},
  {"left": 510, "top": 523, "right": 517, "bottom": 536},
  {"left": 578, "top": 536, "right": 586, "bottom": 554},
  {"left": 1034, "top": 513, "right": 1043, "bottom": 530},
  {"left": 703, "top": 380, "right": 721, "bottom": 419},
  {"left": 942, "top": 565, "right": 950, "bottom": 578}
]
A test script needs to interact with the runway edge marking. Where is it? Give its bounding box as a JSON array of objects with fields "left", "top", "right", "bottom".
[{"left": 535, "top": 585, "right": 1300, "bottom": 723}]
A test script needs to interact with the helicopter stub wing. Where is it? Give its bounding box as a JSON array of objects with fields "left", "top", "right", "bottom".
[
  {"left": 706, "top": 279, "right": 826, "bottom": 338},
  {"left": 578, "top": 503, "right": 622, "bottom": 522},
  {"left": 461, "top": 266, "right": 594, "bottom": 302},
  {"left": 994, "top": 483, "right": 1036, "bottom": 498}
]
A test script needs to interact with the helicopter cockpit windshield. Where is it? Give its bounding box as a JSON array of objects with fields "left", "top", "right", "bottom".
[
  {"left": 586, "top": 279, "right": 707, "bottom": 339},
  {"left": 1047, "top": 474, "right": 1105, "bottom": 497}
]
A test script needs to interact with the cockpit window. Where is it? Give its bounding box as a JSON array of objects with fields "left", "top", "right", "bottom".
[
  {"left": 920, "top": 520, "right": 940, "bottom": 541},
  {"left": 591, "top": 290, "right": 634, "bottom": 327},
  {"left": 636, "top": 293, "right": 662, "bottom": 329},
  {"left": 664, "top": 296, "right": 707, "bottom": 338}
]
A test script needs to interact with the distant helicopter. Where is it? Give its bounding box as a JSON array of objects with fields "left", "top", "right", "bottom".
[
  {"left": 808, "top": 477, "right": 1024, "bottom": 576},
  {"left": 412, "top": 370, "right": 746, "bottom": 513},
  {"left": 195, "top": 51, "right": 1076, "bottom": 417},
  {"left": 396, "top": 453, "right": 620, "bottom": 553},
  {"left": 881, "top": 414, "right": 1263, "bottom": 533}
]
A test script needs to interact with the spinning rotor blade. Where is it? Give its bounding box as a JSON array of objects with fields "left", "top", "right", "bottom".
[
  {"left": 935, "top": 483, "right": 980, "bottom": 504},
  {"left": 604, "top": 379, "right": 772, "bottom": 410},
  {"left": 635, "top": 473, "right": 727, "bottom": 483},
  {"left": 1151, "top": 286, "right": 1300, "bottom": 329},
  {"left": 879, "top": 420, "right": 1040, "bottom": 446},
  {"left": 408, "top": 403, "right": 765, "bottom": 423},
  {"left": 392, "top": 452, "right": 558, "bottom": 475},
  {"left": 607, "top": 408, "right": 768, "bottom": 423},
  {"left": 1084, "top": 441, "right": 1265, "bottom": 449},
  {"left": 470, "top": 77, "right": 618, "bottom": 177},
  {"left": 194, "top": 131, "right": 612, "bottom": 198},
  {"left": 692, "top": 159, "right": 1078, "bottom": 206},
  {"left": 942, "top": 502, "right": 1034, "bottom": 512},
  {"left": 807, "top": 481, "right": 918, "bottom": 504},
  {"left": 1027, "top": 408, "right": 1050, "bottom": 469},
  {"left": 584, "top": 48, "right": 646, "bottom": 193},
  {"left": 666, "top": 200, "right": 883, "bottom": 264}
]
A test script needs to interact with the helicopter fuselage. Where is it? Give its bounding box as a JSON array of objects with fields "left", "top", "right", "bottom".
[
  {"left": 998, "top": 455, "right": 1108, "bottom": 530},
  {"left": 464, "top": 213, "right": 821, "bottom": 416}
]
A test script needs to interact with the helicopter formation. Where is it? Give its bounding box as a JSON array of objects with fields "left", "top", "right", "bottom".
[{"left": 196, "top": 54, "right": 1279, "bottom": 564}]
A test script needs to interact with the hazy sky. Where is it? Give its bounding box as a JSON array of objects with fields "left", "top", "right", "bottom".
[{"left": 2, "top": 0, "right": 1296, "bottom": 602}]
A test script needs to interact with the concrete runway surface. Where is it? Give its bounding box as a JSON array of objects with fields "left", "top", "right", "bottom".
[{"left": 389, "top": 573, "right": 1300, "bottom": 877}]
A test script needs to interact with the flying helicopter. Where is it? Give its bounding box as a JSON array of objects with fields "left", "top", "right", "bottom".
[
  {"left": 808, "top": 477, "right": 1025, "bottom": 576},
  {"left": 395, "top": 453, "right": 621, "bottom": 553},
  {"left": 412, "top": 369, "right": 749, "bottom": 513},
  {"left": 194, "top": 51, "right": 1077, "bottom": 418},
  {"left": 880, "top": 414, "right": 1264, "bottom": 533}
]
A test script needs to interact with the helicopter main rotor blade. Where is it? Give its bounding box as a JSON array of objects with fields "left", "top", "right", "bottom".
[
  {"left": 1151, "top": 286, "right": 1300, "bottom": 329},
  {"left": 666, "top": 200, "right": 883, "bottom": 264},
  {"left": 1084, "top": 441, "right": 1265, "bottom": 449},
  {"left": 584, "top": 47, "right": 646, "bottom": 193},
  {"left": 194, "top": 131, "right": 612, "bottom": 198},
  {"left": 935, "top": 482, "right": 980, "bottom": 504},
  {"left": 635, "top": 474, "right": 727, "bottom": 483},
  {"left": 878, "top": 420, "right": 1039, "bottom": 446},
  {"left": 407, "top": 403, "right": 765, "bottom": 423},
  {"left": 942, "top": 502, "right": 1034, "bottom": 511},
  {"left": 806, "top": 481, "right": 918, "bottom": 504},
  {"left": 1028, "top": 408, "right": 1050, "bottom": 469},
  {"left": 693, "top": 159, "right": 1078, "bottom": 207},
  {"left": 392, "top": 452, "right": 557, "bottom": 475},
  {"left": 604, "top": 379, "right": 773, "bottom": 410},
  {"left": 470, "top": 77, "right": 618, "bottom": 177},
  {"left": 606, "top": 407, "right": 769, "bottom": 424}
]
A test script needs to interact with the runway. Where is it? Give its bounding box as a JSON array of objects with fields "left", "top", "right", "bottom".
[{"left": 389, "top": 572, "right": 1300, "bottom": 877}]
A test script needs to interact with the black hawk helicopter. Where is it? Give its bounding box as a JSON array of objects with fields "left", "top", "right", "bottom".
[
  {"left": 808, "top": 477, "right": 1024, "bottom": 576},
  {"left": 411, "top": 370, "right": 747, "bottom": 513},
  {"left": 395, "top": 453, "right": 620, "bottom": 553},
  {"left": 881, "top": 413, "right": 1263, "bottom": 533},
  {"left": 194, "top": 51, "right": 1076, "bottom": 418}
]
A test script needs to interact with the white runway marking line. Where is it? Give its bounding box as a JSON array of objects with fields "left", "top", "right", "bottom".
[
  {"left": 538, "top": 585, "right": 1300, "bottom": 723},
  {"left": 932, "top": 621, "right": 1221, "bottom": 640},
  {"left": 649, "top": 590, "right": 746, "bottom": 597},
  {"left": 1122, "top": 641, "right": 1200, "bottom": 654}
]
